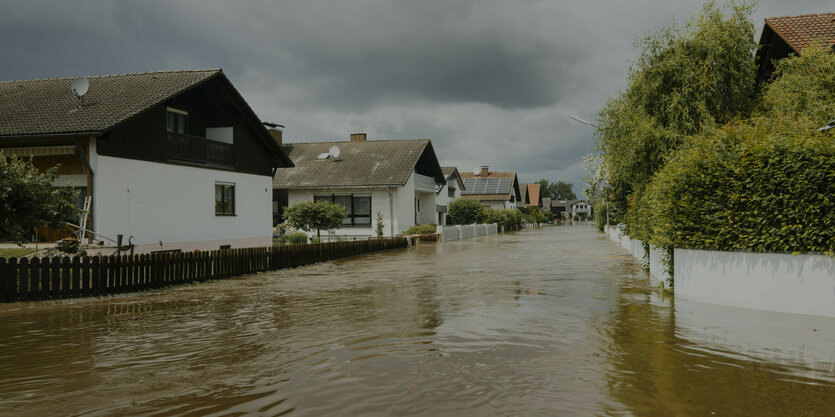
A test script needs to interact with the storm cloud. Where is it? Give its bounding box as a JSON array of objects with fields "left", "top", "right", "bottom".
[{"left": 1, "top": 0, "right": 831, "bottom": 194}]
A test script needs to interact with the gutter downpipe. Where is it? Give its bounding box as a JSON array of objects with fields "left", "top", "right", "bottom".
[{"left": 387, "top": 187, "right": 394, "bottom": 237}]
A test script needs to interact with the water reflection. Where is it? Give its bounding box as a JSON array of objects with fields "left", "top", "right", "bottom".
[{"left": 0, "top": 224, "right": 833, "bottom": 416}]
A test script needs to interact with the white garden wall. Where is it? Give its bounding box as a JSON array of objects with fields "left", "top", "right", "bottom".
[
  {"left": 94, "top": 156, "right": 271, "bottom": 251},
  {"left": 675, "top": 249, "right": 835, "bottom": 318}
]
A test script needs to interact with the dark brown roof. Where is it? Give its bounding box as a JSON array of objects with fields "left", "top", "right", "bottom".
[
  {"left": 765, "top": 12, "right": 835, "bottom": 53},
  {"left": 0, "top": 69, "right": 220, "bottom": 137},
  {"left": 273, "top": 139, "right": 444, "bottom": 188},
  {"left": 526, "top": 183, "right": 541, "bottom": 207}
]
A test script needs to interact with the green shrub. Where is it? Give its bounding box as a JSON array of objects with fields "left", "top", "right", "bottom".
[
  {"left": 484, "top": 208, "right": 508, "bottom": 228},
  {"left": 405, "top": 224, "right": 437, "bottom": 235},
  {"left": 286, "top": 232, "right": 308, "bottom": 244},
  {"left": 447, "top": 199, "right": 486, "bottom": 225},
  {"left": 503, "top": 209, "right": 523, "bottom": 229},
  {"left": 639, "top": 124, "right": 835, "bottom": 254}
]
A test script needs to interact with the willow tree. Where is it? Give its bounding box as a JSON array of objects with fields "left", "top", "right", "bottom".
[{"left": 595, "top": 0, "right": 757, "bottom": 225}]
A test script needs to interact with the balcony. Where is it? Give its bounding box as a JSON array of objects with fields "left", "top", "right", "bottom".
[{"left": 167, "top": 132, "right": 234, "bottom": 167}]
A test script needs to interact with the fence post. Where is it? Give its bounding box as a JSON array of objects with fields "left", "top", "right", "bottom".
[
  {"left": 81, "top": 256, "right": 91, "bottom": 298},
  {"left": 7, "top": 258, "right": 18, "bottom": 302},
  {"left": 71, "top": 256, "right": 81, "bottom": 298},
  {"left": 0, "top": 258, "right": 6, "bottom": 303}
]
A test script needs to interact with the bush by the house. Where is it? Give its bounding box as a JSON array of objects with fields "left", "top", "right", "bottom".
[
  {"left": 285, "top": 232, "right": 309, "bottom": 244},
  {"left": 447, "top": 199, "right": 486, "bottom": 225},
  {"left": 405, "top": 224, "right": 437, "bottom": 235},
  {"left": 635, "top": 124, "right": 835, "bottom": 254},
  {"left": 503, "top": 209, "right": 523, "bottom": 230},
  {"left": 484, "top": 208, "right": 508, "bottom": 228}
]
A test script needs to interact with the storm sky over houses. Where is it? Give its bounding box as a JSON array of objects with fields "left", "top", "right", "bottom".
[{"left": 1, "top": 0, "right": 830, "bottom": 195}]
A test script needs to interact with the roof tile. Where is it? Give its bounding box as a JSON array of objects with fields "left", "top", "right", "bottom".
[{"left": 766, "top": 12, "right": 835, "bottom": 53}]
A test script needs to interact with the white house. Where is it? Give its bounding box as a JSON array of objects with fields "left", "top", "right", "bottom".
[
  {"left": 436, "top": 167, "right": 466, "bottom": 226},
  {"left": 459, "top": 166, "right": 522, "bottom": 210},
  {"left": 272, "top": 134, "right": 446, "bottom": 239},
  {"left": 0, "top": 69, "right": 293, "bottom": 253}
]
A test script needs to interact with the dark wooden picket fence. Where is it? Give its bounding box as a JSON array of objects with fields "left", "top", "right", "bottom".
[{"left": 0, "top": 238, "right": 407, "bottom": 303}]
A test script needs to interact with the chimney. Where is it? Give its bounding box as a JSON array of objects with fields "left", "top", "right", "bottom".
[
  {"left": 263, "top": 122, "right": 284, "bottom": 146},
  {"left": 350, "top": 133, "right": 367, "bottom": 142},
  {"left": 480, "top": 165, "right": 489, "bottom": 177}
]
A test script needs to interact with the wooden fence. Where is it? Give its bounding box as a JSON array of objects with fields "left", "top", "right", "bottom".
[{"left": 0, "top": 238, "right": 407, "bottom": 303}]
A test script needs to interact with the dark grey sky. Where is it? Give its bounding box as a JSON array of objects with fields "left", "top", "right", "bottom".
[{"left": 1, "top": 0, "right": 830, "bottom": 195}]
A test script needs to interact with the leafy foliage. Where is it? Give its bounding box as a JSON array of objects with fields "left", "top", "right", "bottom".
[
  {"left": 286, "top": 232, "right": 309, "bottom": 244},
  {"left": 0, "top": 155, "right": 78, "bottom": 244},
  {"left": 636, "top": 125, "right": 834, "bottom": 254},
  {"left": 405, "top": 224, "right": 437, "bottom": 235},
  {"left": 595, "top": 0, "right": 756, "bottom": 222},
  {"left": 447, "top": 199, "right": 486, "bottom": 225},
  {"left": 484, "top": 208, "right": 508, "bottom": 228},
  {"left": 375, "top": 210, "right": 385, "bottom": 237},
  {"left": 503, "top": 209, "right": 523, "bottom": 229},
  {"left": 283, "top": 201, "right": 346, "bottom": 239},
  {"left": 536, "top": 179, "right": 576, "bottom": 200},
  {"left": 522, "top": 206, "right": 548, "bottom": 224}
]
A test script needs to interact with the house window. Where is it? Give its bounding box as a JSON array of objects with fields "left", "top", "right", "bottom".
[
  {"left": 166, "top": 108, "right": 188, "bottom": 134},
  {"left": 215, "top": 183, "right": 235, "bottom": 215},
  {"left": 448, "top": 186, "right": 455, "bottom": 198},
  {"left": 314, "top": 194, "right": 371, "bottom": 226}
]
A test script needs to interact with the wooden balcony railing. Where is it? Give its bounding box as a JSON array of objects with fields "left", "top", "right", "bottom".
[{"left": 167, "top": 132, "right": 234, "bottom": 167}]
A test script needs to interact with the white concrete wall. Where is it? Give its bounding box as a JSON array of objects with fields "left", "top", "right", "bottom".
[
  {"left": 416, "top": 191, "right": 436, "bottom": 225},
  {"left": 648, "top": 245, "right": 671, "bottom": 287},
  {"left": 397, "top": 172, "right": 417, "bottom": 233},
  {"left": 442, "top": 226, "right": 459, "bottom": 241},
  {"left": 675, "top": 249, "right": 835, "bottom": 318},
  {"left": 94, "top": 155, "right": 271, "bottom": 251}
]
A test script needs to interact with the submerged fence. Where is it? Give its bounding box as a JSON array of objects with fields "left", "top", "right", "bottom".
[{"left": 0, "top": 238, "right": 407, "bottom": 303}]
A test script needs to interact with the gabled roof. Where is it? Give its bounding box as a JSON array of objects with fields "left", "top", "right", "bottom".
[
  {"left": 460, "top": 170, "right": 521, "bottom": 202},
  {"left": 0, "top": 69, "right": 220, "bottom": 137},
  {"left": 518, "top": 182, "right": 529, "bottom": 204},
  {"left": 765, "top": 12, "right": 835, "bottom": 53},
  {"left": 755, "top": 12, "right": 835, "bottom": 83},
  {"left": 526, "top": 183, "right": 542, "bottom": 207},
  {"left": 441, "top": 166, "right": 466, "bottom": 190},
  {"left": 0, "top": 69, "right": 292, "bottom": 167},
  {"left": 274, "top": 139, "right": 444, "bottom": 189}
]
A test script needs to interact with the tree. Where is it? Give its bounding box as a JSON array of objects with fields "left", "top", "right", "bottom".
[
  {"left": 283, "top": 201, "right": 346, "bottom": 241},
  {"left": 594, "top": 0, "right": 756, "bottom": 225},
  {"left": 536, "top": 179, "right": 577, "bottom": 200},
  {"left": 447, "top": 199, "right": 485, "bottom": 225},
  {"left": 0, "top": 155, "right": 78, "bottom": 244}
]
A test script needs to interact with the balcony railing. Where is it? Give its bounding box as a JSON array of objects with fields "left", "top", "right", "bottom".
[{"left": 167, "top": 132, "right": 234, "bottom": 167}]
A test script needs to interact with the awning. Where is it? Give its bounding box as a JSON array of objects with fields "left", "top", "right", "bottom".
[
  {"left": 1, "top": 146, "right": 76, "bottom": 157},
  {"left": 436, "top": 204, "right": 447, "bottom": 213}
]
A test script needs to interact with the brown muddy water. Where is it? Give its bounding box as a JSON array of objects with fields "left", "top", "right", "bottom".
[{"left": 1, "top": 224, "right": 834, "bottom": 416}]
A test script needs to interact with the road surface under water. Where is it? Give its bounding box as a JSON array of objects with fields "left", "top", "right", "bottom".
[{"left": 1, "top": 224, "right": 834, "bottom": 416}]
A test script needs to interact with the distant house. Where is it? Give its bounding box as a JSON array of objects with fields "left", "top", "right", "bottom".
[
  {"left": 518, "top": 182, "right": 530, "bottom": 208},
  {"left": 460, "top": 166, "right": 522, "bottom": 210},
  {"left": 526, "top": 183, "right": 542, "bottom": 208},
  {"left": 272, "top": 133, "right": 446, "bottom": 238},
  {"left": 755, "top": 12, "right": 835, "bottom": 84},
  {"left": 550, "top": 199, "right": 592, "bottom": 219},
  {"left": 0, "top": 69, "right": 292, "bottom": 252},
  {"left": 437, "top": 167, "right": 466, "bottom": 226}
]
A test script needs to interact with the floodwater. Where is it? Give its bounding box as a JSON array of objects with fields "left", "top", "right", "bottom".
[{"left": 1, "top": 224, "right": 834, "bottom": 416}]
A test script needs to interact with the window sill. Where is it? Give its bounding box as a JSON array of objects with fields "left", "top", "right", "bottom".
[{"left": 216, "top": 214, "right": 237, "bottom": 217}]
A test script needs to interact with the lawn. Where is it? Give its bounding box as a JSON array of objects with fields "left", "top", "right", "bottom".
[{"left": 0, "top": 248, "right": 37, "bottom": 258}]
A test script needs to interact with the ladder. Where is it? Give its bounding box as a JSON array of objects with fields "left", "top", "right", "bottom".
[{"left": 77, "top": 196, "right": 91, "bottom": 241}]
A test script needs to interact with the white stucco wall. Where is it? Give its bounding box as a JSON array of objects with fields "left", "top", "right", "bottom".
[
  {"left": 416, "top": 191, "right": 436, "bottom": 225},
  {"left": 94, "top": 155, "right": 271, "bottom": 250},
  {"left": 675, "top": 249, "right": 835, "bottom": 318}
]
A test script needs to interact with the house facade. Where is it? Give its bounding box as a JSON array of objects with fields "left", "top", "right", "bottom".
[
  {"left": 272, "top": 134, "right": 446, "bottom": 239},
  {"left": 436, "top": 167, "right": 466, "bottom": 226},
  {"left": 460, "top": 166, "right": 521, "bottom": 210},
  {"left": 550, "top": 199, "right": 592, "bottom": 219},
  {"left": 0, "top": 69, "right": 292, "bottom": 253}
]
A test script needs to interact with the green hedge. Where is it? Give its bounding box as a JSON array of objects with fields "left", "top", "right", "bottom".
[
  {"left": 636, "top": 124, "right": 834, "bottom": 254},
  {"left": 405, "top": 224, "right": 437, "bottom": 235}
]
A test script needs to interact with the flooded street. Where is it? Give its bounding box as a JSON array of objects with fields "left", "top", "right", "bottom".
[{"left": 1, "top": 224, "right": 834, "bottom": 416}]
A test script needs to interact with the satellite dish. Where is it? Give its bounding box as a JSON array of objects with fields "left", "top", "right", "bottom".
[
  {"left": 329, "top": 146, "right": 341, "bottom": 158},
  {"left": 71, "top": 77, "right": 89, "bottom": 98},
  {"left": 474, "top": 168, "right": 481, "bottom": 176}
]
